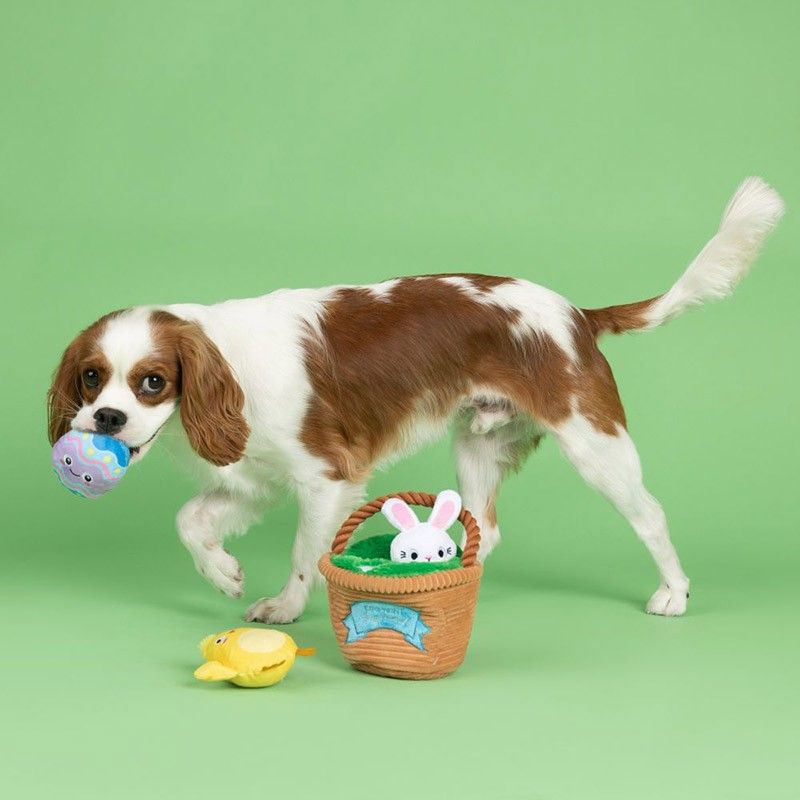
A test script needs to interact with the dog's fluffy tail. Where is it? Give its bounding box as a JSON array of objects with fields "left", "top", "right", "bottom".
[{"left": 583, "top": 177, "right": 785, "bottom": 337}]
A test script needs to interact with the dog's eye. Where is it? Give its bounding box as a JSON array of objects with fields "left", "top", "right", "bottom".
[
  {"left": 83, "top": 369, "right": 99, "bottom": 388},
  {"left": 410, "top": 551, "right": 418, "bottom": 561},
  {"left": 83, "top": 474, "right": 92, "bottom": 483},
  {"left": 63, "top": 456, "right": 72, "bottom": 466},
  {"left": 141, "top": 375, "right": 165, "bottom": 395}
]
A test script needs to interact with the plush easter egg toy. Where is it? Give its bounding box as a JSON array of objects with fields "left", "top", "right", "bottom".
[{"left": 51, "top": 431, "right": 130, "bottom": 499}]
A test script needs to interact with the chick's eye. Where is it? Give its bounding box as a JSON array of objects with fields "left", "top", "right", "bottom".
[
  {"left": 83, "top": 474, "right": 92, "bottom": 483},
  {"left": 141, "top": 375, "right": 165, "bottom": 395},
  {"left": 83, "top": 369, "right": 99, "bottom": 388},
  {"left": 63, "top": 456, "right": 72, "bottom": 465},
  {"left": 215, "top": 636, "right": 227, "bottom": 645}
]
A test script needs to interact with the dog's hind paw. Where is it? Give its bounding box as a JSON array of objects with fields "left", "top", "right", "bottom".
[{"left": 646, "top": 583, "right": 689, "bottom": 617}]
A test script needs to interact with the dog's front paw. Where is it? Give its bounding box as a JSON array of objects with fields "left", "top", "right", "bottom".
[
  {"left": 646, "top": 583, "right": 689, "bottom": 617},
  {"left": 195, "top": 548, "right": 244, "bottom": 599},
  {"left": 244, "top": 594, "right": 302, "bottom": 625}
]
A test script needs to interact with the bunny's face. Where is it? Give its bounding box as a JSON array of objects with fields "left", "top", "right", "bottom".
[
  {"left": 390, "top": 525, "right": 456, "bottom": 563},
  {"left": 382, "top": 490, "right": 461, "bottom": 565}
]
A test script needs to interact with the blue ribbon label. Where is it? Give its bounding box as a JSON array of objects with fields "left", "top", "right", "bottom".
[{"left": 343, "top": 601, "right": 431, "bottom": 651}]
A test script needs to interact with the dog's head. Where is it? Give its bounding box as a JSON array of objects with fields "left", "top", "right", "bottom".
[{"left": 47, "top": 309, "right": 249, "bottom": 466}]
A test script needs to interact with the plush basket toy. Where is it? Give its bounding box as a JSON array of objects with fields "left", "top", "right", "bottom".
[{"left": 318, "top": 491, "right": 482, "bottom": 680}]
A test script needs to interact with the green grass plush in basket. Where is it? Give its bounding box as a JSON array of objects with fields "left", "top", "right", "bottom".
[{"left": 331, "top": 489, "right": 463, "bottom": 577}]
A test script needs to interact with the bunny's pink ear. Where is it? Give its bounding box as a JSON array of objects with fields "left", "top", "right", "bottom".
[
  {"left": 429, "top": 490, "right": 462, "bottom": 531},
  {"left": 382, "top": 497, "right": 420, "bottom": 531}
]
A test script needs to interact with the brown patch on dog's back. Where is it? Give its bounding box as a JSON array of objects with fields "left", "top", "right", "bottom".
[
  {"left": 445, "top": 273, "right": 517, "bottom": 293},
  {"left": 300, "top": 275, "right": 583, "bottom": 481}
]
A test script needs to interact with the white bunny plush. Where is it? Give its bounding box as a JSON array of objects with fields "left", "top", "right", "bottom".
[{"left": 382, "top": 490, "right": 462, "bottom": 564}]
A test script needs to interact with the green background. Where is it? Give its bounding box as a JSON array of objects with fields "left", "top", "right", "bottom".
[{"left": 2, "top": 2, "right": 798, "bottom": 798}]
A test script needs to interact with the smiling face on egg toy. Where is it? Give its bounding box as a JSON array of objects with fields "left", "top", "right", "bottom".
[{"left": 51, "top": 431, "right": 130, "bottom": 498}]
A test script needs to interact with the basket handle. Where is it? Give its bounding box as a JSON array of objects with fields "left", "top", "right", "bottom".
[{"left": 330, "top": 491, "right": 481, "bottom": 568}]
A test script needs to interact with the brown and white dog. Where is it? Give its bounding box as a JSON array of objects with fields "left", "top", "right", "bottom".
[{"left": 47, "top": 178, "right": 784, "bottom": 622}]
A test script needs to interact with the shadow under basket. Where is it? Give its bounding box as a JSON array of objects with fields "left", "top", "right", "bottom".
[{"left": 318, "top": 491, "right": 483, "bottom": 680}]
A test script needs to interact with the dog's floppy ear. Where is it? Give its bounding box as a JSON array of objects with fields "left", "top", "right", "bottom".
[
  {"left": 162, "top": 314, "right": 250, "bottom": 466},
  {"left": 47, "top": 339, "right": 83, "bottom": 445}
]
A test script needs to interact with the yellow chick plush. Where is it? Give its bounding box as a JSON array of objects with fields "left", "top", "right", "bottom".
[{"left": 194, "top": 627, "right": 315, "bottom": 688}]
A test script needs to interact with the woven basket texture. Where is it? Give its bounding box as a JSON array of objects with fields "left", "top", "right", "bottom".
[{"left": 319, "top": 491, "right": 483, "bottom": 680}]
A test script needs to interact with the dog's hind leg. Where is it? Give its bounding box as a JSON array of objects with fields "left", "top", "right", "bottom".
[
  {"left": 454, "top": 413, "right": 542, "bottom": 562},
  {"left": 552, "top": 413, "right": 690, "bottom": 616}
]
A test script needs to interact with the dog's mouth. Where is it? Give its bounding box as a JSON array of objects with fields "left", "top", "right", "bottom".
[{"left": 116, "top": 422, "right": 168, "bottom": 458}]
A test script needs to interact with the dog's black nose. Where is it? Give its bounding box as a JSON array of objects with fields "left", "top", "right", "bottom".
[{"left": 94, "top": 407, "right": 127, "bottom": 435}]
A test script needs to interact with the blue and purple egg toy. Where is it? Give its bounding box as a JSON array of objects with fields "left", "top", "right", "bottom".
[{"left": 51, "top": 431, "right": 130, "bottom": 499}]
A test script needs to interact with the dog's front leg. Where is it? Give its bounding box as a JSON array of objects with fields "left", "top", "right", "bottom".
[
  {"left": 176, "top": 490, "right": 266, "bottom": 599},
  {"left": 245, "top": 475, "right": 365, "bottom": 624}
]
